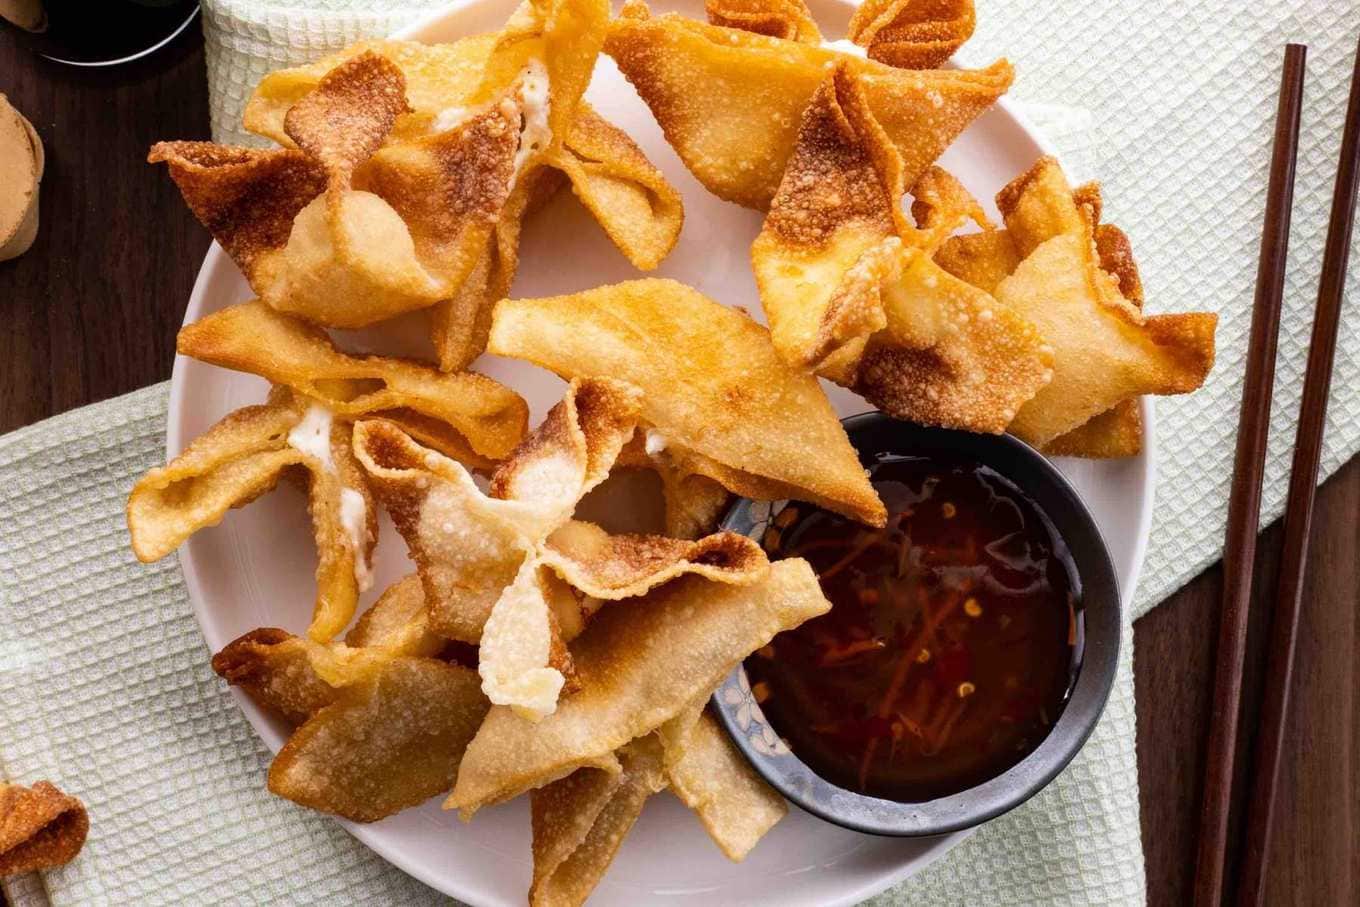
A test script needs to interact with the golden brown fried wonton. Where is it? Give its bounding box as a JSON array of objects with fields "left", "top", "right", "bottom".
[
  {"left": 529, "top": 737, "right": 667, "bottom": 907},
  {"left": 846, "top": 0, "right": 975, "bottom": 70},
  {"left": 0, "top": 781, "right": 89, "bottom": 878},
  {"left": 127, "top": 390, "right": 378, "bottom": 643},
  {"left": 447, "top": 558, "right": 829, "bottom": 816},
  {"left": 662, "top": 711, "right": 786, "bottom": 861},
  {"left": 213, "top": 625, "right": 490, "bottom": 823},
  {"left": 604, "top": 0, "right": 1012, "bottom": 209},
  {"left": 992, "top": 157, "right": 1217, "bottom": 448},
  {"left": 176, "top": 299, "right": 528, "bottom": 466},
  {"left": 752, "top": 66, "right": 1053, "bottom": 434},
  {"left": 152, "top": 51, "right": 525, "bottom": 330},
  {"left": 234, "top": 0, "right": 683, "bottom": 370},
  {"left": 488, "top": 278, "right": 886, "bottom": 526},
  {"left": 354, "top": 378, "right": 770, "bottom": 719}
]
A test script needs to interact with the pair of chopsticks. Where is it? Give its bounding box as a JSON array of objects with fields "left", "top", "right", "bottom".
[{"left": 1192, "top": 38, "right": 1360, "bottom": 907}]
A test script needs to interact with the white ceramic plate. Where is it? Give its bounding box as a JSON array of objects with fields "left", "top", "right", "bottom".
[{"left": 169, "top": 1, "right": 1155, "bottom": 903}]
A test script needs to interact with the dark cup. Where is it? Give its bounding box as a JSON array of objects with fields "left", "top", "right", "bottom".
[
  {"left": 1, "top": 0, "right": 199, "bottom": 67},
  {"left": 711, "top": 412, "right": 1123, "bottom": 837}
]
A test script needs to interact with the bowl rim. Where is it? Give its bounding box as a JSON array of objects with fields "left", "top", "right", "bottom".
[{"left": 711, "top": 412, "right": 1123, "bottom": 837}]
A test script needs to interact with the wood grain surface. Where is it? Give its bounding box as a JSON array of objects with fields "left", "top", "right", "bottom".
[{"left": 1, "top": 24, "right": 1356, "bottom": 907}]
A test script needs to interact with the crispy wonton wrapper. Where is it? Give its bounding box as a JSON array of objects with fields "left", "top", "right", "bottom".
[
  {"left": 991, "top": 157, "right": 1216, "bottom": 448},
  {"left": 447, "top": 558, "right": 830, "bottom": 816},
  {"left": 235, "top": 0, "right": 682, "bottom": 370},
  {"left": 846, "top": 0, "right": 975, "bottom": 70},
  {"left": 354, "top": 378, "right": 770, "bottom": 718},
  {"left": 605, "top": 0, "right": 1012, "bottom": 209},
  {"left": 151, "top": 51, "right": 528, "bottom": 330},
  {"left": 753, "top": 66, "right": 1053, "bottom": 434},
  {"left": 933, "top": 174, "right": 1154, "bottom": 456},
  {"left": 211, "top": 627, "right": 342, "bottom": 724},
  {"left": 343, "top": 573, "right": 447, "bottom": 657},
  {"left": 0, "top": 781, "right": 88, "bottom": 878},
  {"left": 662, "top": 711, "right": 786, "bottom": 862},
  {"left": 213, "top": 626, "right": 490, "bottom": 823},
  {"left": 127, "top": 390, "right": 379, "bottom": 643},
  {"left": 529, "top": 737, "right": 666, "bottom": 907},
  {"left": 704, "top": 0, "right": 822, "bottom": 42},
  {"left": 488, "top": 278, "right": 886, "bottom": 527},
  {"left": 177, "top": 299, "right": 527, "bottom": 466}
]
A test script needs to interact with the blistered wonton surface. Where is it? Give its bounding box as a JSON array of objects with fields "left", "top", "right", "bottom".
[
  {"left": 448, "top": 558, "right": 829, "bottom": 815},
  {"left": 354, "top": 378, "right": 769, "bottom": 719},
  {"left": 991, "top": 157, "right": 1216, "bottom": 449},
  {"left": 127, "top": 389, "right": 378, "bottom": 642},
  {"left": 529, "top": 738, "right": 666, "bottom": 907},
  {"left": 0, "top": 781, "right": 89, "bottom": 878},
  {"left": 177, "top": 299, "right": 527, "bottom": 466},
  {"left": 167, "top": 0, "right": 683, "bottom": 370},
  {"left": 663, "top": 711, "right": 787, "bottom": 861},
  {"left": 213, "top": 624, "right": 489, "bottom": 823},
  {"left": 604, "top": 0, "right": 1011, "bottom": 209},
  {"left": 488, "top": 278, "right": 886, "bottom": 526},
  {"left": 752, "top": 65, "right": 1053, "bottom": 435}
]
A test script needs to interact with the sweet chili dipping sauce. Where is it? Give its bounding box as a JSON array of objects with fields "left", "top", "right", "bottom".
[{"left": 744, "top": 454, "right": 1082, "bottom": 802}]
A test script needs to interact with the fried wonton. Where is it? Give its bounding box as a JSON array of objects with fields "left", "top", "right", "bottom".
[
  {"left": 662, "top": 711, "right": 786, "bottom": 861},
  {"left": 847, "top": 0, "right": 975, "bottom": 69},
  {"left": 151, "top": 51, "right": 524, "bottom": 329},
  {"left": 354, "top": 378, "right": 770, "bottom": 719},
  {"left": 213, "top": 626, "right": 490, "bottom": 823},
  {"left": 752, "top": 66, "right": 1053, "bottom": 434},
  {"left": 342, "top": 573, "right": 446, "bottom": 658},
  {"left": 177, "top": 299, "right": 527, "bottom": 466},
  {"left": 0, "top": 781, "right": 88, "bottom": 878},
  {"left": 127, "top": 390, "right": 378, "bottom": 643},
  {"left": 447, "top": 558, "right": 830, "bottom": 815},
  {"left": 991, "top": 157, "right": 1217, "bottom": 448},
  {"left": 933, "top": 173, "right": 1154, "bottom": 456},
  {"left": 529, "top": 737, "right": 666, "bottom": 907},
  {"left": 232, "top": 0, "right": 683, "bottom": 370},
  {"left": 604, "top": 0, "right": 1012, "bottom": 209},
  {"left": 488, "top": 278, "right": 886, "bottom": 526}
]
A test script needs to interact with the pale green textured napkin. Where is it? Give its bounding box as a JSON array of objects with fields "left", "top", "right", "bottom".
[{"left": 1, "top": 1, "right": 1357, "bottom": 905}]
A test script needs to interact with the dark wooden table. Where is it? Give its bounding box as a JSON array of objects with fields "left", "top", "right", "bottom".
[{"left": 2, "top": 24, "right": 1356, "bottom": 907}]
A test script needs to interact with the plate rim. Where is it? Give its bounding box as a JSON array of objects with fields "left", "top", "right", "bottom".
[{"left": 166, "top": 1, "right": 1156, "bottom": 903}]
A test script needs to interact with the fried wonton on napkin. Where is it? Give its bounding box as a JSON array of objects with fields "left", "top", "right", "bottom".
[
  {"left": 752, "top": 65, "right": 1053, "bottom": 434},
  {"left": 213, "top": 623, "right": 490, "bottom": 823},
  {"left": 447, "top": 558, "right": 829, "bottom": 815},
  {"left": 207, "top": 0, "right": 683, "bottom": 370},
  {"left": 604, "top": 0, "right": 1011, "bottom": 209},
  {"left": 0, "top": 781, "right": 88, "bottom": 878},
  {"left": 978, "top": 157, "right": 1216, "bottom": 450},
  {"left": 488, "top": 278, "right": 887, "bottom": 527},
  {"left": 354, "top": 378, "right": 770, "bottom": 719}
]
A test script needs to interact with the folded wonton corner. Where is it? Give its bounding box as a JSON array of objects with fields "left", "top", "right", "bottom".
[
  {"left": 353, "top": 377, "right": 771, "bottom": 720},
  {"left": 488, "top": 277, "right": 887, "bottom": 527},
  {"left": 605, "top": 0, "right": 1011, "bottom": 209}
]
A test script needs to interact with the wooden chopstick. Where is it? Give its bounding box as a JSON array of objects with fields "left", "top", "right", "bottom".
[
  {"left": 1234, "top": 34, "right": 1360, "bottom": 907},
  {"left": 1190, "top": 43, "right": 1307, "bottom": 907}
]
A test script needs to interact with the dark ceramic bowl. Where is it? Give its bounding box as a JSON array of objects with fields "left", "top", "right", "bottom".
[{"left": 711, "top": 412, "right": 1122, "bottom": 837}]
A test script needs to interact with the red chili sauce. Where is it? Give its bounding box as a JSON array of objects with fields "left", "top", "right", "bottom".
[{"left": 744, "top": 454, "right": 1082, "bottom": 802}]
